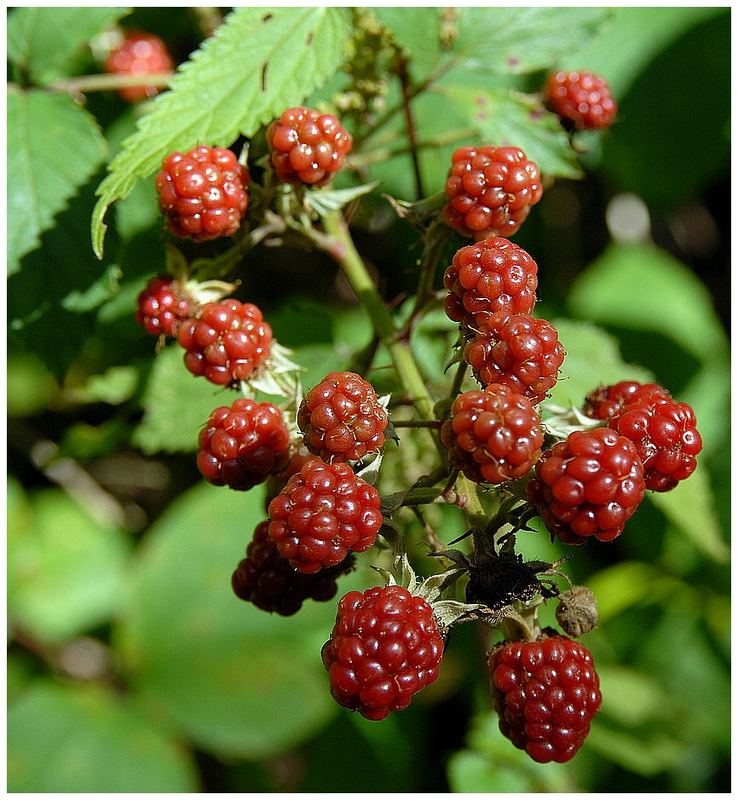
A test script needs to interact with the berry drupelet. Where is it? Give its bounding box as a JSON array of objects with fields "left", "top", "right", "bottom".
[
  {"left": 322, "top": 585, "right": 444, "bottom": 720},
  {"left": 156, "top": 146, "right": 249, "bottom": 241},
  {"left": 545, "top": 70, "right": 617, "bottom": 130},
  {"left": 583, "top": 380, "right": 669, "bottom": 421},
  {"left": 135, "top": 275, "right": 193, "bottom": 337},
  {"left": 104, "top": 31, "right": 173, "bottom": 102},
  {"left": 444, "top": 146, "right": 543, "bottom": 240}
]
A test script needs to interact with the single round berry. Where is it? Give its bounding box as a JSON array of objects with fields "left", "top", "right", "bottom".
[
  {"left": 267, "top": 107, "right": 353, "bottom": 185},
  {"left": 177, "top": 299, "right": 272, "bottom": 386},
  {"left": 267, "top": 458, "right": 382, "bottom": 574},
  {"left": 527, "top": 427, "right": 646, "bottom": 544},
  {"left": 135, "top": 275, "right": 193, "bottom": 337},
  {"left": 156, "top": 146, "right": 249, "bottom": 241},
  {"left": 444, "top": 146, "right": 543, "bottom": 240},
  {"left": 441, "top": 385, "right": 543, "bottom": 484},
  {"left": 104, "top": 31, "right": 173, "bottom": 103},
  {"left": 197, "top": 398, "right": 290, "bottom": 491},
  {"left": 489, "top": 635, "right": 601, "bottom": 763},
  {"left": 583, "top": 380, "right": 670, "bottom": 421},
  {"left": 322, "top": 585, "right": 444, "bottom": 720},
  {"left": 232, "top": 521, "right": 354, "bottom": 615},
  {"left": 545, "top": 71, "right": 617, "bottom": 130},
  {"left": 464, "top": 314, "right": 565, "bottom": 404},
  {"left": 298, "top": 372, "right": 388, "bottom": 463},
  {"left": 443, "top": 237, "right": 538, "bottom": 329}
]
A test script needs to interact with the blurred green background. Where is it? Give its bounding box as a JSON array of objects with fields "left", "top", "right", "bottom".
[{"left": 7, "top": 7, "right": 730, "bottom": 793}]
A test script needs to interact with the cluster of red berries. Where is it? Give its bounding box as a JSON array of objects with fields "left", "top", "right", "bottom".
[{"left": 104, "top": 30, "right": 173, "bottom": 102}]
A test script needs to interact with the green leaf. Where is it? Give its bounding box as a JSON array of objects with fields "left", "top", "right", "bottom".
[
  {"left": 306, "top": 181, "right": 379, "bottom": 216},
  {"left": 8, "top": 90, "right": 107, "bottom": 273},
  {"left": 372, "top": 8, "right": 441, "bottom": 76},
  {"left": 8, "top": 7, "right": 128, "bottom": 84},
  {"left": 8, "top": 489, "right": 131, "bottom": 643},
  {"left": 442, "top": 85, "right": 581, "bottom": 178},
  {"left": 92, "top": 7, "right": 351, "bottom": 257},
  {"left": 586, "top": 561, "right": 675, "bottom": 622},
  {"left": 586, "top": 723, "right": 686, "bottom": 776},
  {"left": 115, "top": 482, "right": 372, "bottom": 758},
  {"left": 597, "top": 665, "right": 676, "bottom": 728},
  {"left": 453, "top": 8, "right": 610, "bottom": 74},
  {"left": 67, "top": 365, "right": 139, "bottom": 406},
  {"left": 8, "top": 681, "right": 198, "bottom": 792}
]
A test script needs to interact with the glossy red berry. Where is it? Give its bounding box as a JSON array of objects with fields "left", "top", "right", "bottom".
[
  {"left": 298, "top": 371, "right": 388, "bottom": 463},
  {"left": 197, "top": 398, "right": 290, "bottom": 491},
  {"left": 583, "top": 380, "right": 669, "bottom": 421},
  {"left": 177, "top": 299, "right": 272, "bottom": 386},
  {"left": 441, "top": 386, "right": 543, "bottom": 484},
  {"left": 489, "top": 635, "right": 601, "bottom": 763},
  {"left": 156, "top": 146, "right": 249, "bottom": 241},
  {"left": 464, "top": 314, "right": 565, "bottom": 404},
  {"left": 232, "top": 521, "right": 354, "bottom": 615},
  {"left": 545, "top": 71, "right": 617, "bottom": 130},
  {"left": 104, "top": 31, "right": 173, "bottom": 102},
  {"left": 267, "top": 107, "right": 353, "bottom": 185},
  {"left": 267, "top": 458, "right": 382, "bottom": 574},
  {"left": 527, "top": 427, "right": 645, "bottom": 544},
  {"left": 444, "top": 146, "right": 543, "bottom": 240},
  {"left": 443, "top": 237, "right": 538, "bottom": 329},
  {"left": 135, "top": 275, "right": 193, "bottom": 337},
  {"left": 322, "top": 585, "right": 444, "bottom": 720}
]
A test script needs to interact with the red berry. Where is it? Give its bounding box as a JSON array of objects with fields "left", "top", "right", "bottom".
[
  {"left": 267, "top": 458, "right": 382, "bottom": 574},
  {"left": 177, "top": 299, "right": 271, "bottom": 387},
  {"left": 583, "top": 380, "right": 669, "bottom": 420},
  {"left": 267, "top": 107, "right": 353, "bottom": 185},
  {"left": 489, "top": 635, "right": 602, "bottom": 763},
  {"left": 464, "top": 314, "right": 565, "bottom": 404},
  {"left": 155, "top": 146, "right": 249, "bottom": 241},
  {"left": 197, "top": 398, "right": 290, "bottom": 491},
  {"left": 232, "top": 521, "right": 354, "bottom": 615},
  {"left": 443, "top": 237, "right": 538, "bottom": 329},
  {"left": 441, "top": 386, "right": 543, "bottom": 484},
  {"left": 104, "top": 31, "right": 173, "bottom": 103},
  {"left": 298, "top": 371, "right": 388, "bottom": 463},
  {"left": 545, "top": 71, "right": 617, "bottom": 130},
  {"left": 135, "top": 275, "right": 193, "bottom": 337},
  {"left": 444, "top": 146, "right": 543, "bottom": 240},
  {"left": 527, "top": 427, "right": 645, "bottom": 544},
  {"left": 322, "top": 585, "right": 444, "bottom": 720}
]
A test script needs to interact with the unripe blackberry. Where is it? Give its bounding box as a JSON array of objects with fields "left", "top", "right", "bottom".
[
  {"left": 267, "top": 107, "right": 352, "bottom": 185},
  {"left": 156, "top": 146, "right": 249, "bottom": 241},
  {"left": 197, "top": 398, "right": 290, "bottom": 491},
  {"left": 464, "top": 314, "right": 565, "bottom": 404},
  {"left": 267, "top": 458, "right": 382, "bottom": 574},
  {"left": 444, "top": 146, "right": 542, "bottom": 239},
  {"left": 583, "top": 380, "right": 669, "bottom": 421},
  {"left": 489, "top": 635, "right": 601, "bottom": 763},
  {"left": 443, "top": 237, "right": 538, "bottom": 329},
  {"left": 545, "top": 71, "right": 617, "bottom": 130},
  {"left": 135, "top": 275, "right": 193, "bottom": 337},
  {"left": 527, "top": 427, "right": 646, "bottom": 545},
  {"left": 177, "top": 299, "right": 271, "bottom": 387},
  {"left": 441, "top": 386, "right": 543, "bottom": 484},
  {"left": 232, "top": 521, "right": 354, "bottom": 615},
  {"left": 298, "top": 371, "right": 388, "bottom": 463},
  {"left": 104, "top": 31, "right": 173, "bottom": 103},
  {"left": 322, "top": 585, "right": 444, "bottom": 720}
]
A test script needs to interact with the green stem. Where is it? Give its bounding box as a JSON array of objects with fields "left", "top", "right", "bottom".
[{"left": 48, "top": 71, "right": 173, "bottom": 95}]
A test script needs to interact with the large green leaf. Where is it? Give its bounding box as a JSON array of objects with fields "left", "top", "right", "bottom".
[
  {"left": 8, "top": 90, "right": 107, "bottom": 274},
  {"left": 116, "top": 481, "right": 372, "bottom": 758},
  {"left": 8, "top": 681, "right": 198, "bottom": 792},
  {"left": 92, "top": 7, "right": 351, "bottom": 257}
]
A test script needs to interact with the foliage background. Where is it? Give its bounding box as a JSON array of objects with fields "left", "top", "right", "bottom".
[{"left": 7, "top": 6, "right": 730, "bottom": 793}]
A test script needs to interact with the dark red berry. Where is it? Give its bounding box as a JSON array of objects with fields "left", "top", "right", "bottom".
[
  {"left": 443, "top": 236, "right": 538, "bottom": 329},
  {"left": 545, "top": 71, "right": 617, "bottom": 130},
  {"left": 583, "top": 380, "right": 669, "bottom": 421},
  {"left": 322, "top": 585, "right": 444, "bottom": 720},
  {"left": 441, "top": 385, "right": 543, "bottom": 484},
  {"left": 298, "top": 371, "right": 388, "bottom": 463},
  {"left": 267, "top": 107, "right": 353, "bottom": 185},
  {"left": 135, "top": 275, "right": 193, "bottom": 337},
  {"left": 464, "top": 314, "right": 565, "bottom": 404},
  {"left": 232, "top": 521, "right": 354, "bottom": 615},
  {"left": 177, "top": 299, "right": 271, "bottom": 386},
  {"left": 444, "top": 146, "right": 543, "bottom": 240},
  {"left": 267, "top": 458, "right": 382, "bottom": 574},
  {"left": 489, "top": 635, "right": 601, "bottom": 763},
  {"left": 197, "top": 398, "right": 290, "bottom": 491},
  {"left": 527, "top": 427, "right": 646, "bottom": 545},
  {"left": 156, "top": 146, "right": 249, "bottom": 241},
  {"left": 104, "top": 31, "right": 173, "bottom": 103}
]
